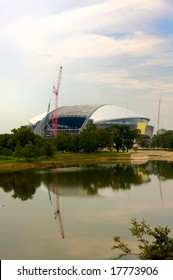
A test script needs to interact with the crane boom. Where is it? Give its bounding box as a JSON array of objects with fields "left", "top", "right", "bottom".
[
  {"left": 47, "top": 99, "right": 51, "bottom": 115},
  {"left": 52, "top": 66, "right": 63, "bottom": 137}
]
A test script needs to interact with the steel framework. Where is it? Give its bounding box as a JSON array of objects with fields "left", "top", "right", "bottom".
[{"left": 52, "top": 66, "right": 63, "bottom": 137}]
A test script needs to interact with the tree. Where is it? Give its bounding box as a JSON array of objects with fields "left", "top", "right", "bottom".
[
  {"left": 1, "top": 147, "right": 12, "bottom": 159},
  {"left": 112, "top": 218, "right": 173, "bottom": 259},
  {"left": 151, "top": 129, "right": 173, "bottom": 150},
  {"left": 125, "top": 128, "right": 141, "bottom": 152},
  {"left": 22, "top": 141, "right": 38, "bottom": 161},
  {"left": 66, "top": 134, "right": 79, "bottom": 153},
  {"left": 0, "top": 134, "right": 11, "bottom": 152},
  {"left": 109, "top": 125, "right": 140, "bottom": 152},
  {"left": 14, "top": 141, "right": 23, "bottom": 160},
  {"left": 41, "top": 140, "right": 56, "bottom": 158},
  {"left": 137, "top": 134, "right": 151, "bottom": 148},
  {"left": 95, "top": 128, "right": 110, "bottom": 150},
  {"left": 111, "top": 126, "right": 122, "bottom": 152},
  {"left": 161, "top": 130, "right": 173, "bottom": 150},
  {"left": 55, "top": 132, "right": 69, "bottom": 151},
  {"left": 78, "top": 123, "right": 100, "bottom": 152},
  {"left": 9, "top": 126, "right": 35, "bottom": 150}
]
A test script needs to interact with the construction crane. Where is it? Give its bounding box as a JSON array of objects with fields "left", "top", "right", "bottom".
[
  {"left": 46, "top": 99, "right": 51, "bottom": 133},
  {"left": 52, "top": 66, "right": 63, "bottom": 137},
  {"left": 47, "top": 99, "right": 51, "bottom": 115}
]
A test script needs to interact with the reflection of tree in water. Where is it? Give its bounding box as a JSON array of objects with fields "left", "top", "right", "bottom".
[
  {"left": 149, "top": 161, "right": 173, "bottom": 208},
  {"left": 108, "top": 164, "right": 142, "bottom": 191},
  {"left": 42, "top": 164, "right": 149, "bottom": 196},
  {"left": 0, "top": 171, "right": 41, "bottom": 200},
  {"left": 1, "top": 161, "right": 173, "bottom": 199},
  {"left": 151, "top": 161, "right": 173, "bottom": 180},
  {"left": 81, "top": 165, "right": 142, "bottom": 195}
]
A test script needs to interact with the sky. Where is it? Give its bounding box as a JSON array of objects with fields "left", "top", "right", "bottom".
[{"left": 0, "top": 0, "right": 173, "bottom": 134}]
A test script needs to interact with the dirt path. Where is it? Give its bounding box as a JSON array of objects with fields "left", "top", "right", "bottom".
[{"left": 133, "top": 150, "right": 173, "bottom": 162}]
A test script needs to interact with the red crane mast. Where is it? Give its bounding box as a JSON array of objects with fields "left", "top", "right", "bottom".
[{"left": 52, "top": 66, "right": 63, "bottom": 137}]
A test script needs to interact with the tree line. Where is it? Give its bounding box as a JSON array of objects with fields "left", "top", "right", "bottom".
[
  {"left": 0, "top": 124, "right": 173, "bottom": 161},
  {"left": 151, "top": 129, "right": 173, "bottom": 150},
  {"left": 0, "top": 126, "right": 56, "bottom": 160},
  {"left": 0, "top": 123, "right": 141, "bottom": 160}
]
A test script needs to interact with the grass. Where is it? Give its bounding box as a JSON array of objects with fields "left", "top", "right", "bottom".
[
  {"left": 1, "top": 149, "right": 172, "bottom": 171},
  {"left": 54, "top": 151, "right": 130, "bottom": 165},
  {"left": 0, "top": 151, "right": 131, "bottom": 170}
]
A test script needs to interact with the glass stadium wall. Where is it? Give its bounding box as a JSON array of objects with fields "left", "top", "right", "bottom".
[
  {"left": 32, "top": 117, "right": 154, "bottom": 138},
  {"left": 95, "top": 118, "right": 153, "bottom": 137}
]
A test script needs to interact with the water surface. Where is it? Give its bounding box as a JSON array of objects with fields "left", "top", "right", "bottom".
[{"left": 0, "top": 161, "right": 173, "bottom": 259}]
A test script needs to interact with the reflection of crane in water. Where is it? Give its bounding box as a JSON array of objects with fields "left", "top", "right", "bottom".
[{"left": 48, "top": 181, "right": 65, "bottom": 239}]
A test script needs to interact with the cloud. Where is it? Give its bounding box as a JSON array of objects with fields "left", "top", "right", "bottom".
[
  {"left": 0, "top": 0, "right": 173, "bottom": 132},
  {"left": 59, "top": 32, "right": 166, "bottom": 59},
  {"left": 2, "top": 0, "right": 169, "bottom": 55}
]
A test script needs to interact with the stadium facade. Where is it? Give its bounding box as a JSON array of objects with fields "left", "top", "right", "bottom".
[{"left": 29, "top": 104, "right": 154, "bottom": 137}]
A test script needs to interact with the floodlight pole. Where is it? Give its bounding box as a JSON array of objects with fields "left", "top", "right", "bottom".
[{"left": 157, "top": 90, "right": 162, "bottom": 132}]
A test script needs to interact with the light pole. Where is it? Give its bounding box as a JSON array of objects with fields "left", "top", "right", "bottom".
[{"left": 157, "top": 90, "right": 163, "bottom": 132}]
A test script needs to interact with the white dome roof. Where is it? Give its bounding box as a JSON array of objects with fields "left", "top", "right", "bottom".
[
  {"left": 29, "top": 112, "right": 47, "bottom": 125},
  {"left": 29, "top": 104, "right": 149, "bottom": 126},
  {"left": 90, "top": 104, "right": 149, "bottom": 123}
]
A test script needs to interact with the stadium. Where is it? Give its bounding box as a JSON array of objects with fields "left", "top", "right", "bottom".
[{"left": 29, "top": 104, "right": 154, "bottom": 137}]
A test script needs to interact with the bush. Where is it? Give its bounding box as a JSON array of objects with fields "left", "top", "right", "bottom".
[{"left": 112, "top": 218, "right": 173, "bottom": 260}]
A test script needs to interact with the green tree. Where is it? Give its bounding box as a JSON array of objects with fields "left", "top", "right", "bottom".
[
  {"left": 79, "top": 123, "right": 100, "bottom": 152},
  {"left": 41, "top": 140, "right": 56, "bottom": 158},
  {"left": 22, "top": 141, "right": 38, "bottom": 161},
  {"left": 55, "top": 132, "right": 69, "bottom": 151},
  {"left": 95, "top": 128, "right": 110, "bottom": 150},
  {"left": 34, "top": 134, "right": 46, "bottom": 149},
  {"left": 112, "top": 218, "right": 173, "bottom": 260},
  {"left": 137, "top": 134, "right": 151, "bottom": 148},
  {"left": 161, "top": 130, "right": 173, "bottom": 150},
  {"left": 0, "top": 134, "right": 11, "bottom": 152},
  {"left": 109, "top": 125, "right": 140, "bottom": 152},
  {"left": 2, "top": 147, "right": 12, "bottom": 159},
  {"left": 66, "top": 134, "right": 79, "bottom": 153},
  {"left": 9, "top": 126, "right": 35, "bottom": 150},
  {"left": 14, "top": 141, "right": 23, "bottom": 160},
  {"left": 111, "top": 126, "right": 122, "bottom": 152},
  {"left": 151, "top": 129, "right": 173, "bottom": 149}
]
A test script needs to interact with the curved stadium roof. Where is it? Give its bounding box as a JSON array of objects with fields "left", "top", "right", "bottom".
[
  {"left": 29, "top": 104, "right": 151, "bottom": 136},
  {"left": 90, "top": 104, "right": 149, "bottom": 123}
]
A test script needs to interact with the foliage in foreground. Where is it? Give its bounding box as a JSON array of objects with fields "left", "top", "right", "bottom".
[{"left": 112, "top": 218, "right": 173, "bottom": 260}]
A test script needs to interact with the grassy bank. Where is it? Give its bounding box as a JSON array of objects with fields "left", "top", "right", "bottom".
[
  {"left": 0, "top": 151, "right": 131, "bottom": 170},
  {"left": 1, "top": 150, "right": 173, "bottom": 171},
  {"left": 54, "top": 151, "right": 131, "bottom": 166}
]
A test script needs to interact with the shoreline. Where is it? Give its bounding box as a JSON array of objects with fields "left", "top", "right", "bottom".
[{"left": 0, "top": 150, "right": 173, "bottom": 171}]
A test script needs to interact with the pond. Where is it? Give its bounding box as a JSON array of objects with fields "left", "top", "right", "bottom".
[{"left": 0, "top": 161, "right": 173, "bottom": 260}]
